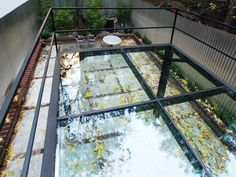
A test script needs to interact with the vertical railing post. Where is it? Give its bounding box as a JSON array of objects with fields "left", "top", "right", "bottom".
[
  {"left": 51, "top": 9, "right": 58, "bottom": 52},
  {"left": 156, "top": 46, "right": 173, "bottom": 98},
  {"left": 170, "top": 9, "right": 178, "bottom": 44}
]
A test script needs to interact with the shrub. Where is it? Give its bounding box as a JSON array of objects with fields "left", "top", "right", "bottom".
[
  {"left": 142, "top": 35, "right": 152, "bottom": 44},
  {"left": 134, "top": 32, "right": 142, "bottom": 38},
  {"left": 83, "top": 0, "right": 106, "bottom": 30},
  {"left": 41, "top": 31, "right": 52, "bottom": 39},
  {"left": 117, "top": 0, "right": 132, "bottom": 25},
  {"left": 54, "top": 10, "right": 75, "bottom": 30}
]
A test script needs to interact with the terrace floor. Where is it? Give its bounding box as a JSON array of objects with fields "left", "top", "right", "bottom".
[
  {"left": 1, "top": 34, "right": 236, "bottom": 177},
  {"left": 0, "top": 35, "right": 140, "bottom": 176}
]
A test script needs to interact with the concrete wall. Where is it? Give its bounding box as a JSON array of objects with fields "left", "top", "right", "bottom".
[{"left": 0, "top": 0, "right": 38, "bottom": 107}]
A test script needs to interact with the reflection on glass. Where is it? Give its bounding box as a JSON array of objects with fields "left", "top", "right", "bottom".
[
  {"left": 59, "top": 52, "right": 149, "bottom": 116},
  {"left": 56, "top": 109, "right": 203, "bottom": 177}
]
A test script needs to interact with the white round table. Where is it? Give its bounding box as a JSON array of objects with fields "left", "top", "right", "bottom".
[{"left": 103, "top": 35, "right": 122, "bottom": 46}]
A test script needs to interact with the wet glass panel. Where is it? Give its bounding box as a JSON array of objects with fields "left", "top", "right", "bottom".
[
  {"left": 127, "top": 50, "right": 217, "bottom": 97},
  {"left": 59, "top": 52, "right": 149, "bottom": 117},
  {"left": 56, "top": 108, "right": 203, "bottom": 177},
  {"left": 164, "top": 93, "right": 236, "bottom": 177}
]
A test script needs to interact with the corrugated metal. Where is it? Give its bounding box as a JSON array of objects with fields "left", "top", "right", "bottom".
[
  {"left": 174, "top": 15, "right": 236, "bottom": 89},
  {"left": 173, "top": 15, "right": 236, "bottom": 114},
  {"left": 132, "top": 0, "right": 236, "bottom": 114}
]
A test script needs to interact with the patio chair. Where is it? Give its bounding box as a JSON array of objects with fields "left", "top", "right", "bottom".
[
  {"left": 75, "top": 35, "right": 87, "bottom": 49},
  {"left": 88, "top": 34, "right": 96, "bottom": 48}
]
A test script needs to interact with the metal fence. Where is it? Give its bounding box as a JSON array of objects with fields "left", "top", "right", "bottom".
[
  {"left": 131, "top": 0, "right": 236, "bottom": 114},
  {"left": 0, "top": 5, "right": 236, "bottom": 177}
]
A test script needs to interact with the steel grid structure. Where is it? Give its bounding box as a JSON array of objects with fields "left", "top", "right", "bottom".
[{"left": 0, "top": 7, "right": 235, "bottom": 177}]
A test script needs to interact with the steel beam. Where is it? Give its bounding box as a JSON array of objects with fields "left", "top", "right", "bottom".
[
  {"left": 41, "top": 50, "right": 61, "bottom": 177},
  {"left": 21, "top": 33, "right": 55, "bottom": 177},
  {"left": 55, "top": 26, "right": 173, "bottom": 34},
  {"left": 160, "top": 86, "right": 227, "bottom": 106}
]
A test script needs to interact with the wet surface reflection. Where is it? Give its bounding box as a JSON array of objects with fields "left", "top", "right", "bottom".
[{"left": 56, "top": 110, "right": 201, "bottom": 177}]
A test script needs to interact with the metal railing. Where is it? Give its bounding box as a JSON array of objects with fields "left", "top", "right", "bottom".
[{"left": 0, "top": 6, "right": 235, "bottom": 177}]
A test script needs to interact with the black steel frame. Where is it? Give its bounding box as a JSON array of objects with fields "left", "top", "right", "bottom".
[
  {"left": 42, "top": 42, "right": 235, "bottom": 177},
  {"left": 0, "top": 7, "right": 235, "bottom": 177},
  {"left": 21, "top": 33, "right": 56, "bottom": 177}
]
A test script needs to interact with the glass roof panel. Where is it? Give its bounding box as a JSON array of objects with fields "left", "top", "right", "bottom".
[
  {"left": 164, "top": 93, "right": 236, "bottom": 177},
  {"left": 59, "top": 52, "right": 150, "bottom": 117},
  {"left": 127, "top": 50, "right": 217, "bottom": 97},
  {"left": 56, "top": 108, "right": 203, "bottom": 177}
]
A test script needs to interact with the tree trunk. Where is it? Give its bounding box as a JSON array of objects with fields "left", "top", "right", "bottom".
[
  {"left": 203, "top": 0, "right": 211, "bottom": 9},
  {"left": 224, "top": 0, "right": 236, "bottom": 31},
  {"left": 76, "top": 0, "right": 80, "bottom": 28}
]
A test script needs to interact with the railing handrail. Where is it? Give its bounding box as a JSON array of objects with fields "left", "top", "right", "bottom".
[
  {"left": 51, "top": 7, "right": 236, "bottom": 30},
  {"left": 0, "top": 6, "right": 235, "bottom": 177},
  {"left": 21, "top": 32, "right": 55, "bottom": 177}
]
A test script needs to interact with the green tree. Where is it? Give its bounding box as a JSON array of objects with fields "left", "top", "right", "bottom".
[
  {"left": 39, "top": 0, "right": 53, "bottom": 38},
  {"left": 117, "top": 0, "right": 133, "bottom": 25},
  {"left": 83, "top": 0, "right": 106, "bottom": 29},
  {"left": 54, "top": 10, "right": 75, "bottom": 30},
  {"left": 39, "top": 0, "right": 52, "bottom": 18}
]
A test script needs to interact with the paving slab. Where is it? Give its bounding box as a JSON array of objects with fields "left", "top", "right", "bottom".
[
  {"left": 32, "top": 106, "right": 49, "bottom": 150},
  {"left": 34, "top": 57, "right": 46, "bottom": 78},
  {"left": 24, "top": 78, "right": 42, "bottom": 108},
  {"left": 41, "top": 77, "right": 53, "bottom": 105},
  {"left": 2, "top": 153, "right": 43, "bottom": 177},
  {"left": 50, "top": 46, "right": 57, "bottom": 58},
  {"left": 47, "top": 59, "right": 55, "bottom": 77},
  {"left": 10, "top": 109, "right": 35, "bottom": 157}
]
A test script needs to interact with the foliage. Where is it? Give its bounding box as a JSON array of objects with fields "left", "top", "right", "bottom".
[
  {"left": 38, "top": 0, "right": 53, "bottom": 38},
  {"left": 38, "top": 0, "right": 75, "bottom": 38},
  {"left": 171, "top": 63, "right": 184, "bottom": 79},
  {"left": 117, "top": 0, "right": 133, "bottom": 25},
  {"left": 134, "top": 32, "right": 152, "bottom": 44},
  {"left": 83, "top": 0, "right": 106, "bottom": 29},
  {"left": 144, "top": 0, "right": 236, "bottom": 31},
  {"left": 41, "top": 31, "right": 52, "bottom": 39},
  {"left": 134, "top": 32, "right": 142, "bottom": 38},
  {"left": 54, "top": 10, "right": 75, "bottom": 30},
  {"left": 142, "top": 36, "right": 152, "bottom": 44},
  {"left": 171, "top": 63, "right": 235, "bottom": 126},
  {"left": 157, "top": 49, "right": 166, "bottom": 58},
  {"left": 39, "top": 0, "right": 52, "bottom": 18}
]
